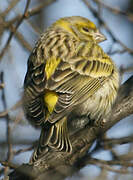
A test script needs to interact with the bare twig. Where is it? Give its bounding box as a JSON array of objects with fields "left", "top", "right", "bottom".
[
  {"left": 0, "top": 161, "right": 18, "bottom": 169},
  {"left": 82, "top": 0, "right": 133, "bottom": 55},
  {"left": 0, "top": 72, "right": 13, "bottom": 177},
  {"left": 13, "top": 146, "right": 34, "bottom": 156},
  {"left": 82, "top": 156, "right": 133, "bottom": 168},
  {"left": 0, "top": 99, "right": 22, "bottom": 118},
  {"left": 94, "top": 0, "right": 133, "bottom": 22},
  {"left": 87, "top": 158, "right": 133, "bottom": 174},
  {"left": 10, "top": 25, "right": 33, "bottom": 52},
  {"left": 102, "top": 135, "right": 133, "bottom": 148},
  {"left": 5, "top": 0, "right": 57, "bottom": 27},
  {"left": 0, "top": 0, "right": 31, "bottom": 60},
  {"left": 1, "top": 0, "right": 20, "bottom": 17}
]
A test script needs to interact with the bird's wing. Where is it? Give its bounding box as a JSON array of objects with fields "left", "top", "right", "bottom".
[
  {"left": 23, "top": 50, "right": 47, "bottom": 126},
  {"left": 47, "top": 47, "right": 114, "bottom": 123}
]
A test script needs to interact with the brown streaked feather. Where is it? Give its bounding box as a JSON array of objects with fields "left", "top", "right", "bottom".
[
  {"left": 47, "top": 70, "right": 79, "bottom": 92},
  {"left": 46, "top": 42, "right": 114, "bottom": 124},
  {"left": 52, "top": 68, "right": 73, "bottom": 81},
  {"left": 48, "top": 75, "right": 106, "bottom": 123},
  {"left": 57, "top": 61, "right": 70, "bottom": 71},
  {"left": 37, "top": 117, "right": 72, "bottom": 153},
  {"left": 82, "top": 60, "right": 93, "bottom": 74},
  {"left": 23, "top": 52, "right": 46, "bottom": 126},
  {"left": 70, "top": 57, "right": 113, "bottom": 78}
]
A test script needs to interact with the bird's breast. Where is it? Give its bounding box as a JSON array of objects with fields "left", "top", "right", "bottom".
[{"left": 72, "top": 69, "right": 119, "bottom": 121}]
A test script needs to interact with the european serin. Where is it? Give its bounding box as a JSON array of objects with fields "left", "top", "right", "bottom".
[{"left": 23, "top": 16, "right": 119, "bottom": 162}]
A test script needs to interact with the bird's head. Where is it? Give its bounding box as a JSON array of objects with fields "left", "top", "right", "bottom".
[{"left": 53, "top": 16, "right": 106, "bottom": 43}]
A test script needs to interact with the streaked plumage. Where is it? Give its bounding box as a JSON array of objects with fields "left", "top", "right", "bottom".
[{"left": 23, "top": 16, "right": 119, "bottom": 162}]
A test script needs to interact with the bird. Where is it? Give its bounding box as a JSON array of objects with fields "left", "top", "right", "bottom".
[{"left": 23, "top": 16, "right": 119, "bottom": 162}]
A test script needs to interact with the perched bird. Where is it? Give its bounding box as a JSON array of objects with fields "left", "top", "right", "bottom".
[{"left": 23, "top": 16, "right": 119, "bottom": 162}]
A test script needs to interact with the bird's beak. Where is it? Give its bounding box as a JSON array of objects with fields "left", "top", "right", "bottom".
[{"left": 94, "top": 31, "right": 107, "bottom": 43}]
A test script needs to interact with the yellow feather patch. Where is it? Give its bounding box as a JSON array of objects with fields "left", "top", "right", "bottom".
[
  {"left": 44, "top": 90, "right": 58, "bottom": 114},
  {"left": 54, "top": 19, "right": 78, "bottom": 39},
  {"left": 45, "top": 56, "right": 61, "bottom": 79},
  {"left": 88, "top": 21, "right": 96, "bottom": 29},
  {"left": 78, "top": 21, "right": 96, "bottom": 29},
  {"left": 55, "top": 19, "right": 72, "bottom": 33}
]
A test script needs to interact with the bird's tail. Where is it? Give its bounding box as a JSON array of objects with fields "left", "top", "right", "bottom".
[{"left": 31, "top": 117, "right": 72, "bottom": 163}]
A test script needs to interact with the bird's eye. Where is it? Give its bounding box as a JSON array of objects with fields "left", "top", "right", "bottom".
[{"left": 82, "top": 27, "right": 89, "bottom": 32}]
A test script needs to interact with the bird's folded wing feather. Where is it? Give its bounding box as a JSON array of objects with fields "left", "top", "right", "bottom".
[
  {"left": 47, "top": 53, "right": 114, "bottom": 123},
  {"left": 23, "top": 51, "right": 46, "bottom": 125}
]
